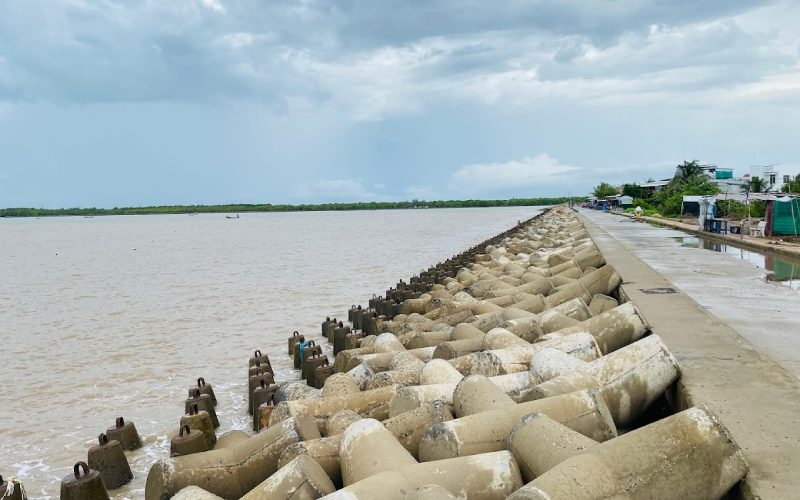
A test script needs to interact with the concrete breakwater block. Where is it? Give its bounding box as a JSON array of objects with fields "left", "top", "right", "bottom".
[
  {"left": 269, "top": 385, "right": 399, "bottom": 427},
  {"left": 278, "top": 402, "right": 452, "bottom": 487},
  {"left": 88, "top": 434, "right": 133, "bottom": 488},
  {"left": 339, "top": 419, "right": 417, "bottom": 486},
  {"left": 145, "top": 415, "right": 320, "bottom": 500},
  {"left": 60, "top": 462, "right": 109, "bottom": 500},
  {"left": 507, "top": 406, "right": 748, "bottom": 499},
  {"left": 0, "top": 476, "right": 27, "bottom": 500},
  {"left": 522, "top": 334, "right": 681, "bottom": 427},
  {"left": 507, "top": 412, "right": 598, "bottom": 481},
  {"left": 181, "top": 405, "right": 217, "bottom": 449},
  {"left": 418, "top": 387, "right": 617, "bottom": 461},
  {"left": 240, "top": 455, "right": 335, "bottom": 500},
  {"left": 542, "top": 301, "right": 648, "bottom": 354},
  {"left": 320, "top": 451, "right": 522, "bottom": 500}
]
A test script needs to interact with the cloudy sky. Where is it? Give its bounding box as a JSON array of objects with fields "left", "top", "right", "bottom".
[{"left": 1, "top": 0, "right": 799, "bottom": 207}]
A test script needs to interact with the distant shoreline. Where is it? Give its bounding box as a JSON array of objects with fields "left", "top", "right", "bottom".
[{"left": 0, "top": 198, "right": 570, "bottom": 218}]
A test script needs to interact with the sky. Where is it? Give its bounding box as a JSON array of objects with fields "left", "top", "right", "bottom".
[{"left": 1, "top": 0, "right": 799, "bottom": 208}]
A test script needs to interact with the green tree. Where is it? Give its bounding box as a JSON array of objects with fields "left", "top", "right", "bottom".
[
  {"left": 651, "top": 161, "right": 721, "bottom": 217},
  {"left": 592, "top": 182, "right": 619, "bottom": 198},
  {"left": 621, "top": 183, "right": 644, "bottom": 198},
  {"left": 782, "top": 174, "right": 800, "bottom": 194},
  {"left": 748, "top": 176, "right": 767, "bottom": 193},
  {"left": 674, "top": 160, "right": 703, "bottom": 182}
]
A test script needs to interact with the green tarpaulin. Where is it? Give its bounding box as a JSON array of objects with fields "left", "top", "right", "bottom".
[{"left": 772, "top": 198, "right": 800, "bottom": 235}]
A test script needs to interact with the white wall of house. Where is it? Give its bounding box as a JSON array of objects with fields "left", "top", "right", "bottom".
[{"left": 749, "top": 165, "right": 800, "bottom": 192}]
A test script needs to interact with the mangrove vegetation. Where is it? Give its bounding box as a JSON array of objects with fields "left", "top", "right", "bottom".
[{"left": 0, "top": 197, "right": 571, "bottom": 218}]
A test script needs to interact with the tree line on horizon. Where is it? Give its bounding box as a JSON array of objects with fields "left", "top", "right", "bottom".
[{"left": 0, "top": 197, "right": 572, "bottom": 218}]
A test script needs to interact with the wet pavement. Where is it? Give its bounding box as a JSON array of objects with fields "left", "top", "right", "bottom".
[{"left": 580, "top": 209, "right": 800, "bottom": 380}]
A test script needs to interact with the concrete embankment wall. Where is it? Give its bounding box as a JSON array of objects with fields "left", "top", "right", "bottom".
[
  {"left": 581, "top": 211, "right": 800, "bottom": 499},
  {"left": 133, "top": 206, "right": 766, "bottom": 500}
]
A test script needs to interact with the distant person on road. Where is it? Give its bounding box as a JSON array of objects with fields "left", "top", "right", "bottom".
[{"left": 634, "top": 205, "right": 643, "bottom": 219}]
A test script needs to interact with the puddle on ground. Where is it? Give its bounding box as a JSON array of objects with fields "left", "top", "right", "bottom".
[{"left": 673, "top": 236, "right": 800, "bottom": 291}]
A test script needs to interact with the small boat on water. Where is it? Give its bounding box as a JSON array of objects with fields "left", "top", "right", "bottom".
[{"left": 225, "top": 214, "right": 240, "bottom": 219}]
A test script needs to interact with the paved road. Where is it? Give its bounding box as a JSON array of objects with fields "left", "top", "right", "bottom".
[{"left": 581, "top": 209, "right": 800, "bottom": 380}]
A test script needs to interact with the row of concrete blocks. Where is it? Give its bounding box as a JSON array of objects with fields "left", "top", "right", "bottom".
[
  {"left": 146, "top": 370, "right": 746, "bottom": 499},
  {"left": 57, "top": 374, "right": 226, "bottom": 499},
  {"left": 141, "top": 206, "right": 749, "bottom": 499}
]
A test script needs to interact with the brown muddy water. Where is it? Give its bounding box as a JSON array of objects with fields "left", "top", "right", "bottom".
[{"left": 0, "top": 207, "right": 542, "bottom": 498}]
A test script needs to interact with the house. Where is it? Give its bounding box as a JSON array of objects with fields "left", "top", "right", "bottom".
[
  {"left": 641, "top": 179, "right": 670, "bottom": 198},
  {"left": 750, "top": 165, "right": 800, "bottom": 193}
]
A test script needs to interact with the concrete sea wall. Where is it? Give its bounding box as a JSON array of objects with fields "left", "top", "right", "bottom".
[{"left": 30, "top": 206, "right": 768, "bottom": 499}]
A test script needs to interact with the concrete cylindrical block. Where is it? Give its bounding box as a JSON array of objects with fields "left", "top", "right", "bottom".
[
  {"left": 483, "top": 328, "right": 530, "bottom": 350},
  {"left": 508, "top": 412, "right": 598, "bottom": 482},
  {"left": 588, "top": 294, "right": 618, "bottom": 315},
  {"left": 453, "top": 374, "right": 516, "bottom": 417},
  {"left": 529, "top": 347, "right": 588, "bottom": 384},
  {"left": 88, "top": 434, "right": 133, "bottom": 489},
  {"left": 60, "top": 462, "right": 109, "bottom": 500},
  {"left": 324, "top": 451, "right": 522, "bottom": 500},
  {"left": 105, "top": 417, "right": 142, "bottom": 451},
  {"left": 240, "top": 455, "right": 336, "bottom": 499},
  {"left": 467, "top": 332, "right": 601, "bottom": 377},
  {"left": 388, "top": 384, "right": 457, "bottom": 417},
  {"left": 373, "top": 332, "right": 405, "bottom": 353},
  {"left": 383, "top": 400, "right": 454, "bottom": 458},
  {"left": 390, "top": 352, "right": 425, "bottom": 372},
  {"left": 539, "top": 312, "right": 580, "bottom": 334},
  {"left": 278, "top": 435, "right": 344, "bottom": 488},
  {"left": 404, "top": 484, "right": 457, "bottom": 500},
  {"left": 214, "top": 430, "right": 251, "bottom": 450},
  {"left": 555, "top": 302, "right": 647, "bottom": 354},
  {"left": 522, "top": 371, "right": 602, "bottom": 401},
  {"left": 500, "top": 307, "right": 537, "bottom": 321},
  {"left": 524, "top": 334, "right": 681, "bottom": 427},
  {"left": 325, "top": 409, "right": 363, "bottom": 437},
  {"left": 419, "top": 359, "right": 464, "bottom": 385},
  {"left": 275, "top": 382, "right": 321, "bottom": 403},
  {"left": 339, "top": 418, "right": 417, "bottom": 486},
  {"left": 145, "top": 415, "right": 320, "bottom": 500},
  {"left": 322, "top": 373, "right": 361, "bottom": 399},
  {"left": 500, "top": 318, "right": 543, "bottom": 343},
  {"left": 432, "top": 337, "right": 484, "bottom": 360},
  {"left": 418, "top": 388, "right": 617, "bottom": 461},
  {"left": 543, "top": 265, "right": 622, "bottom": 309},
  {"left": 508, "top": 407, "right": 748, "bottom": 499},
  {"left": 270, "top": 385, "right": 398, "bottom": 427},
  {"left": 366, "top": 369, "right": 420, "bottom": 390},
  {"left": 449, "top": 323, "right": 486, "bottom": 340},
  {"left": 172, "top": 486, "right": 223, "bottom": 499}
]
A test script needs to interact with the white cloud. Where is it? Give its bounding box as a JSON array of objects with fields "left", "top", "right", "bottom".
[
  {"left": 450, "top": 154, "right": 579, "bottom": 193},
  {"left": 199, "top": 0, "right": 225, "bottom": 13},
  {"left": 216, "top": 32, "right": 257, "bottom": 49}
]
